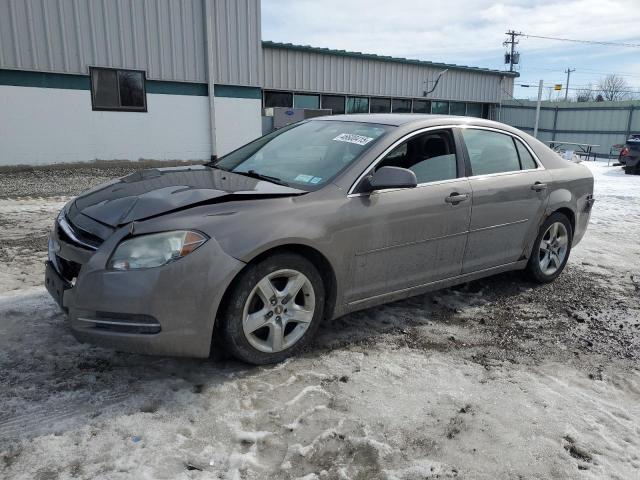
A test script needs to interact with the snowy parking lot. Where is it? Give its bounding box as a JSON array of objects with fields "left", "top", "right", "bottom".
[{"left": 0, "top": 161, "right": 639, "bottom": 479}]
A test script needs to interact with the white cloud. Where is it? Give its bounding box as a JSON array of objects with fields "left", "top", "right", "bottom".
[
  {"left": 262, "top": 0, "right": 640, "bottom": 66},
  {"left": 262, "top": 0, "right": 640, "bottom": 96}
]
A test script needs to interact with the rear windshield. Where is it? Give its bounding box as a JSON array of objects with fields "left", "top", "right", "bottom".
[{"left": 214, "top": 120, "right": 391, "bottom": 190}]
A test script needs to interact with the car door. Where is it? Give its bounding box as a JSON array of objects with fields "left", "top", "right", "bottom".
[
  {"left": 342, "top": 128, "right": 472, "bottom": 303},
  {"left": 459, "top": 127, "right": 550, "bottom": 273}
]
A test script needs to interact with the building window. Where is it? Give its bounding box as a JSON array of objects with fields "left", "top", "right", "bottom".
[
  {"left": 466, "top": 103, "right": 483, "bottom": 118},
  {"left": 450, "top": 102, "right": 466, "bottom": 116},
  {"left": 321, "top": 95, "right": 345, "bottom": 114},
  {"left": 90, "top": 67, "right": 146, "bottom": 112},
  {"left": 392, "top": 98, "right": 411, "bottom": 113},
  {"left": 264, "top": 91, "right": 293, "bottom": 108},
  {"left": 346, "top": 97, "right": 369, "bottom": 113},
  {"left": 294, "top": 93, "right": 320, "bottom": 109},
  {"left": 413, "top": 100, "right": 431, "bottom": 113},
  {"left": 432, "top": 101, "right": 449, "bottom": 114},
  {"left": 370, "top": 98, "right": 391, "bottom": 113}
]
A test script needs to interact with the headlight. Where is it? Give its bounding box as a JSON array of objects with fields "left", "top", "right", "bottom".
[{"left": 108, "top": 231, "right": 208, "bottom": 270}]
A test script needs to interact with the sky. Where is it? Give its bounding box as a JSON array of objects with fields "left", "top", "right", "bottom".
[{"left": 262, "top": 0, "right": 640, "bottom": 100}]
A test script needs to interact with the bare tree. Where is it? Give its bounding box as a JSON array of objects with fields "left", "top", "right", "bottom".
[
  {"left": 575, "top": 84, "right": 593, "bottom": 102},
  {"left": 597, "top": 74, "right": 630, "bottom": 101}
]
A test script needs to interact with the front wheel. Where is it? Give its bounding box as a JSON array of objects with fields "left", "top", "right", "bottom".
[
  {"left": 526, "top": 213, "right": 573, "bottom": 283},
  {"left": 218, "top": 252, "right": 325, "bottom": 365}
]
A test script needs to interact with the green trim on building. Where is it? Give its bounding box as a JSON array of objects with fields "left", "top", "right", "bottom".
[
  {"left": 0, "top": 69, "right": 261, "bottom": 99},
  {"left": 0, "top": 69, "right": 90, "bottom": 90},
  {"left": 262, "top": 41, "right": 519, "bottom": 78},
  {"left": 146, "top": 80, "right": 208, "bottom": 96},
  {"left": 214, "top": 84, "right": 262, "bottom": 99}
]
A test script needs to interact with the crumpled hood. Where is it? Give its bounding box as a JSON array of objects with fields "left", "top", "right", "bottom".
[{"left": 72, "top": 165, "right": 305, "bottom": 227}]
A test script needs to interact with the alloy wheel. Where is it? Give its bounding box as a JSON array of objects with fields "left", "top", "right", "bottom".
[
  {"left": 242, "top": 269, "right": 316, "bottom": 353},
  {"left": 538, "top": 222, "right": 569, "bottom": 276}
]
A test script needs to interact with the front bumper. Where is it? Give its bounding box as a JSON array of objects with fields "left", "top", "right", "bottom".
[{"left": 47, "top": 220, "right": 245, "bottom": 358}]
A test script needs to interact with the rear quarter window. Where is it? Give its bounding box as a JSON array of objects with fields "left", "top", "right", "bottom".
[{"left": 514, "top": 139, "right": 538, "bottom": 170}]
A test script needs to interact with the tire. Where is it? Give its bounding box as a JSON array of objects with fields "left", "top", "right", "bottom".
[
  {"left": 526, "top": 212, "right": 573, "bottom": 284},
  {"left": 218, "top": 252, "right": 325, "bottom": 365}
]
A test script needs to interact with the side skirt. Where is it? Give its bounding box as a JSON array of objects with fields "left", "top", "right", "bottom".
[{"left": 339, "top": 260, "right": 528, "bottom": 316}]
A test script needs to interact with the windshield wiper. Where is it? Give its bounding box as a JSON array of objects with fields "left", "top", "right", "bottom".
[{"left": 234, "top": 170, "right": 290, "bottom": 187}]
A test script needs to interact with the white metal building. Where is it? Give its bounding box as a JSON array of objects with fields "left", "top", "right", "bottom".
[{"left": 0, "top": 0, "right": 516, "bottom": 165}]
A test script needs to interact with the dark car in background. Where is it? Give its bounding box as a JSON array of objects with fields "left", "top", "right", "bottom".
[{"left": 620, "top": 134, "right": 640, "bottom": 174}]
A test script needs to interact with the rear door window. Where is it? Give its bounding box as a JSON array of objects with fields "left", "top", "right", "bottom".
[{"left": 461, "top": 129, "right": 521, "bottom": 176}]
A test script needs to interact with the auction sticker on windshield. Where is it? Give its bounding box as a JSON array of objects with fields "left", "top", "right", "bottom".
[{"left": 333, "top": 133, "right": 375, "bottom": 146}]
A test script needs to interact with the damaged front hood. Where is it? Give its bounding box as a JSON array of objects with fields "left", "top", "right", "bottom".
[{"left": 72, "top": 165, "right": 305, "bottom": 227}]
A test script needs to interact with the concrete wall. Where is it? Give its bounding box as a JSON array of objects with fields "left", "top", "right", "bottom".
[{"left": 0, "top": 85, "right": 211, "bottom": 165}]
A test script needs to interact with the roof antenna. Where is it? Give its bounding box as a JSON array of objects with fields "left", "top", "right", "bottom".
[{"left": 423, "top": 69, "right": 449, "bottom": 97}]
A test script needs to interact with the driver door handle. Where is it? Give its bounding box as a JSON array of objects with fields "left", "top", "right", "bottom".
[
  {"left": 445, "top": 193, "right": 469, "bottom": 204},
  {"left": 531, "top": 182, "right": 547, "bottom": 192}
]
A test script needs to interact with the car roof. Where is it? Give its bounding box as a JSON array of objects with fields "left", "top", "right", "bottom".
[{"left": 312, "top": 113, "right": 507, "bottom": 129}]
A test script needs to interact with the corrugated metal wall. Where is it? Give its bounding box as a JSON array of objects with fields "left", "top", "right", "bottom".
[
  {"left": 0, "top": 0, "right": 262, "bottom": 85},
  {"left": 208, "top": 0, "right": 262, "bottom": 86},
  {"left": 0, "top": 0, "right": 512, "bottom": 99},
  {"left": 262, "top": 45, "right": 513, "bottom": 103},
  {"left": 499, "top": 100, "right": 640, "bottom": 156}
]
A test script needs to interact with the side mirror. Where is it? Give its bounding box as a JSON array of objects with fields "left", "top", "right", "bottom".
[{"left": 361, "top": 166, "right": 417, "bottom": 193}]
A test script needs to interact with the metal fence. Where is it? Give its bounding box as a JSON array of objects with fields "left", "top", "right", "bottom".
[{"left": 496, "top": 100, "right": 640, "bottom": 157}]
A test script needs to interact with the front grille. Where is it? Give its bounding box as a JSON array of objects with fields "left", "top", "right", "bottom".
[
  {"left": 52, "top": 214, "right": 103, "bottom": 282},
  {"left": 57, "top": 256, "right": 82, "bottom": 283},
  {"left": 57, "top": 215, "right": 103, "bottom": 250}
]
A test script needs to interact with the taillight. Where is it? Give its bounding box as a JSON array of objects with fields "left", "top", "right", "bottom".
[{"left": 621, "top": 147, "right": 630, "bottom": 156}]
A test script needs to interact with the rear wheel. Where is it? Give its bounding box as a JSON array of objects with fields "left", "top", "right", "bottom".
[
  {"left": 526, "top": 213, "right": 573, "bottom": 283},
  {"left": 218, "top": 252, "right": 324, "bottom": 365}
]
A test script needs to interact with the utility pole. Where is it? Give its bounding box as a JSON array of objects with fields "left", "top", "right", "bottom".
[
  {"left": 503, "top": 30, "right": 521, "bottom": 72},
  {"left": 534, "top": 79, "right": 544, "bottom": 138},
  {"left": 564, "top": 68, "right": 576, "bottom": 101}
]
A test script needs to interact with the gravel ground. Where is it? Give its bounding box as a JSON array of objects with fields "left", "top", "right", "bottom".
[
  {"left": 0, "top": 161, "right": 639, "bottom": 479},
  {"left": 0, "top": 160, "right": 200, "bottom": 199}
]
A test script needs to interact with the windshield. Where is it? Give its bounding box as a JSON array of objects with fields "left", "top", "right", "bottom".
[{"left": 214, "top": 120, "right": 391, "bottom": 190}]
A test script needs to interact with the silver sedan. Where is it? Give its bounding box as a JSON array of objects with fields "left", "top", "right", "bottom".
[{"left": 45, "top": 114, "right": 595, "bottom": 364}]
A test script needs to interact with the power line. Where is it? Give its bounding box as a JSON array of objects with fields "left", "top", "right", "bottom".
[
  {"left": 520, "top": 33, "right": 640, "bottom": 48},
  {"left": 516, "top": 86, "right": 640, "bottom": 94},
  {"left": 500, "top": 84, "right": 526, "bottom": 106},
  {"left": 515, "top": 66, "right": 640, "bottom": 78},
  {"left": 515, "top": 81, "right": 640, "bottom": 92}
]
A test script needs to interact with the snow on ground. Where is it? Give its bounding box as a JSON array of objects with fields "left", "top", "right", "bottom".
[
  {"left": 0, "top": 162, "right": 639, "bottom": 480},
  {"left": 0, "top": 198, "right": 68, "bottom": 292},
  {"left": 571, "top": 162, "right": 640, "bottom": 276}
]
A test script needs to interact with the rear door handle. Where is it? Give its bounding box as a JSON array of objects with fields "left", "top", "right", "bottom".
[
  {"left": 531, "top": 182, "right": 547, "bottom": 192},
  {"left": 445, "top": 193, "right": 469, "bottom": 204}
]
